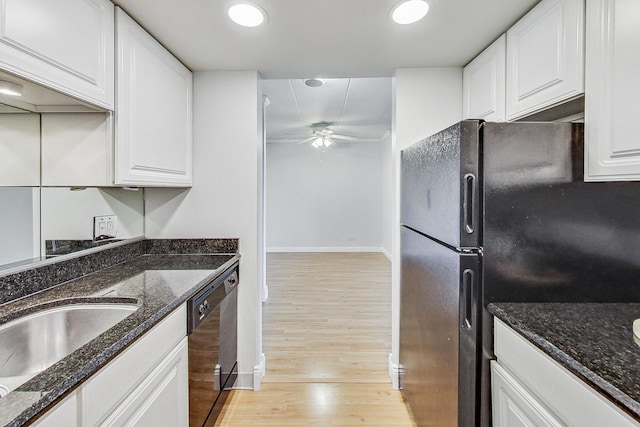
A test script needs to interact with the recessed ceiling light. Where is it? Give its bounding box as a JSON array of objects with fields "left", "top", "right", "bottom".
[
  {"left": 304, "top": 79, "right": 324, "bottom": 88},
  {"left": 228, "top": 3, "right": 266, "bottom": 27},
  {"left": 391, "top": 0, "right": 430, "bottom": 25},
  {"left": 0, "top": 80, "right": 23, "bottom": 97}
]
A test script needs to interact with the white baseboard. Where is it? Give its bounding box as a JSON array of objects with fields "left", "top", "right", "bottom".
[
  {"left": 388, "top": 353, "right": 401, "bottom": 390},
  {"left": 233, "top": 353, "right": 266, "bottom": 390},
  {"left": 266, "top": 246, "right": 384, "bottom": 253},
  {"left": 381, "top": 247, "right": 392, "bottom": 261},
  {"left": 253, "top": 353, "right": 266, "bottom": 391}
]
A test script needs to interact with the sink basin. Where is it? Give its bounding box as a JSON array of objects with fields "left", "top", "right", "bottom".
[{"left": 0, "top": 302, "right": 138, "bottom": 388}]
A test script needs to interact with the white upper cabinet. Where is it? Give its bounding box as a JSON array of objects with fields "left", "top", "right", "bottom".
[
  {"left": 0, "top": 0, "right": 115, "bottom": 110},
  {"left": 584, "top": 0, "right": 640, "bottom": 181},
  {"left": 505, "top": 0, "right": 584, "bottom": 120},
  {"left": 463, "top": 35, "right": 506, "bottom": 122},
  {"left": 115, "top": 8, "right": 193, "bottom": 187}
]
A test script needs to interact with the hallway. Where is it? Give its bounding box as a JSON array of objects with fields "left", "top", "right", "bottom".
[{"left": 216, "top": 252, "right": 414, "bottom": 425}]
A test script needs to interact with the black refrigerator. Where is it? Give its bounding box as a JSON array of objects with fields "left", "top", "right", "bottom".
[{"left": 399, "top": 120, "right": 640, "bottom": 427}]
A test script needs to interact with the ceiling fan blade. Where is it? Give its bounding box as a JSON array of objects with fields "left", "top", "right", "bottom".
[
  {"left": 296, "top": 137, "right": 316, "bottom": 145},
  {"left": 330, "top": 134, "right": 360, "bottom": 141}
]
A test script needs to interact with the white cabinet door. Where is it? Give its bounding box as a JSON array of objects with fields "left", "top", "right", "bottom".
[
  {"left": 81, "top": 304, "right": 186, "bottom": 426},
  {"left": 584, "top": 0, "right": 640, "bottom": 181},
  {"left": 505, "top": 0, "right": 584, "bottom": 120},
  {"left": 463, "top": 35, "right": 506, "bottom": 121},
  {"left": 115, "top": 8, "right": 193, "bottom": 187},
  {"left": 32, "top": 393, "right": 78, "bottom": 427},
  {"left": 492, "top": 362, "right": 563, "bottom": 427},
  {"left": 0, "top": 0, "right": 115, "bottom": 110},
  {"left": 100, "top": 338, "right": 189, "bottom": 427},
  {"left": 41, "top": 113, "right": 114, "bottom": 187}
]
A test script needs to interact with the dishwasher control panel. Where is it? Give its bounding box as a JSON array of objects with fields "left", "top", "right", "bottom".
[{"left": 187, "top": 264, "right": 239, "bottom": 334}]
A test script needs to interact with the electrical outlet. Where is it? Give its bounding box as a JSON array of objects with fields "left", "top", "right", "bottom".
[
  {"left": 94, "top": 215, "right": 117, "bottom": 241},
  {"left": 347, "top": 236, "right": 356, "bottom": 242}
]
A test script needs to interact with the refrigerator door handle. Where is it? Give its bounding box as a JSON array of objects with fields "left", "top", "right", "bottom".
[
  {"left": 462, "top": 269, "right": 474, "bottom": 330},
  {"left": 463, "top": 174, "right": 476, "bottom": 234}
]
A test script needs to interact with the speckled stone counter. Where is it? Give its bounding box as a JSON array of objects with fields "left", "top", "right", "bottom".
[
  {"left": 489, "top": 302, "right": 640, "bottom": 421},
  {"left": 0, "top": 251, "right": 239, "bottom": 427}
]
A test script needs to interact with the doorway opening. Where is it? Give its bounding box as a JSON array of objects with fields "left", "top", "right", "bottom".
[{"left": 259, "top": 76, "right": 396, "bottom": 386}]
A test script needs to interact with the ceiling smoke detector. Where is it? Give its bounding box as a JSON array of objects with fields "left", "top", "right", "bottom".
[{"left": 304, "top": 79, "right": 324, "bottom": 88}]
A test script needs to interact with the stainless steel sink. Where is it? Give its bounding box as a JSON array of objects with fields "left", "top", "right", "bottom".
[{"left": 0, "top": 302, "right": 138, "bottom": 392}]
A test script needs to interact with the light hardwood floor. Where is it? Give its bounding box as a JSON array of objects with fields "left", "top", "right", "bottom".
[{"left": 215, "top": 252, "right": 415, "bottom": 426}]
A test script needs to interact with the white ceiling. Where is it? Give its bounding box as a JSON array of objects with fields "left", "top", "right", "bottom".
[
  {"left": 111, "top": 0, "right": 539, "bottom": 145},
  {"left": 262, "top": 78, "right": 391, "bottom": 144},
  {"left": 112, "top": 0, "right": 539, "bottom": 79}
]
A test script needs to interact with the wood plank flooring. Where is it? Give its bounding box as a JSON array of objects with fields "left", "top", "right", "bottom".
[{"left": 215, "top": 252, "right": 415, "bottom": 426}]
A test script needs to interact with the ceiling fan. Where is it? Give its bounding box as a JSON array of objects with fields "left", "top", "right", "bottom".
[{"left": 296, "top": 122, "right": 360, "bottom": 148}]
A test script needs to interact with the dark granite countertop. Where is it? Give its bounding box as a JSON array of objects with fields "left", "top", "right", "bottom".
[
  {"left": 0, "top": 253, "right": 239, "bottom": 427},
  {"left": 489, "top": 302, "right": 640, "bottom": 421}
]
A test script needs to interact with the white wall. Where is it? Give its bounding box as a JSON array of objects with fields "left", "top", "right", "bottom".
[
  {"left": 41, "top": 187, "right": 144, "bottom": 241},
  {"left": 144, "top": 71, "right": 264, "bottom": 389},
  {"left": 0, "top": 187, "right": 39, "bottom": 265},
  {"left": 0, "top": 113, "right": 40, "bottom": 186},
  {"left": 380, "top": 133, "right": 393, "bottom": 258},
  {"left": 390, "top": 68, "right": 463, "bottom": 387},
  {"left": 266, "top": 140, "right": 387, "bottom": 251}
]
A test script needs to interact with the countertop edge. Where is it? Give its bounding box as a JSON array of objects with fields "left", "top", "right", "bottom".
[
  {"left": 3, "top": 254, "right": 240, "bottom": 427},
  {"left": 488, "top": 303, "right": 640, "bottom": 421}
]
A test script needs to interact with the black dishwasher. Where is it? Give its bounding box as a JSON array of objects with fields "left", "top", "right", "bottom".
[{"left": 187, "top": 263, "right": 238, "bottom": 427}]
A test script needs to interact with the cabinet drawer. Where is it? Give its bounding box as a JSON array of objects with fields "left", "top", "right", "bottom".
[{"left": 81, "top": 304, "right": 186, "bottom": 426}]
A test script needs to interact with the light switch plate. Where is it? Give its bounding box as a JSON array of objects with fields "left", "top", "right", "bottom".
[{"left": 93, "top": 215, "right": 117, "bottom": 241}]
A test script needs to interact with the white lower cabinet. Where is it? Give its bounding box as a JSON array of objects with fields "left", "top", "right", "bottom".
[
  {"left": 81, "top": 304, "right": 187, "bottom": 426},
  {"left": 492, "top": 362, "right": 563, "bottom": 427},
  {"left": 33, "top": 393, "right": 78, "bottom": 427},
  {"left": 36, "top": 304, "right": 188, "bottom": 427},
  {"left": 493, "top": 319, "right": 639, "bottom": 427},
  {"left": 99, "top": 338, "right": 188, "bottom": 426}
]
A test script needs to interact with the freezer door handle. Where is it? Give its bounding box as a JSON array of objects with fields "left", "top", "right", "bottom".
[
  {"left": 462, "top": 269, "right": 474, "bottom": 330},
  {"left": 463, "top": 174, "right": 476, "bottom": 234}
]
